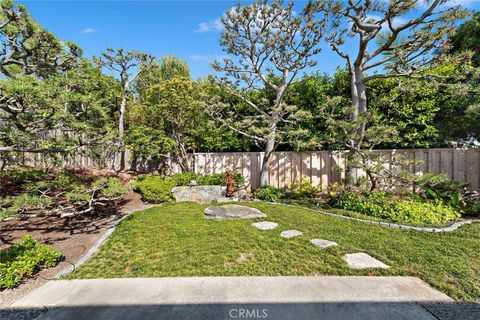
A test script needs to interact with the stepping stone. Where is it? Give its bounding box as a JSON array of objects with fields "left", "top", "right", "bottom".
[
  {"left": 252, "top": 221, "right": 278, "bottom": 230},
  {"left": 280, "top": 230, "right": 303, "bottom": 238},
  {"left": 343, "top": 253, "right": 390, "bottom": 269},
  {"left": 204, "top": 204, "right": 266, "bottom": 220},
  {"left": 310, "top": 239, "right": 338, "bottom": 249}
]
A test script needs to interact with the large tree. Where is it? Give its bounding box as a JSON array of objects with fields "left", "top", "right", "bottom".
[
  {"left": 94, "top": 48, "right": 153, "bottom": 171},
  {"left": 0, "top": 0, "right": 109, "bottom": 164},
  {"left": 313, "top": 0, "right": 467, "bottom": 156},
  {"left": 210, "top": 0, "right": 326, "bottom": 186},
  {"left": 135, "top": 55, "right": 190, "bottom": 102},
  {"left": 449, "top": 11, "right": 480, "bottom": 67},
  {"left": 0, "top": 0, "right": 80, "bottom": 79}
]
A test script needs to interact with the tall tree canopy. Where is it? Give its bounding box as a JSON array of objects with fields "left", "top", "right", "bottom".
[
  {"left": 449, "top": 11, "right": 480, "bottom": 67},
  {"left": 94, "top": 48, "right": 153, "bottom": 170},
  {"left": 313, "top": 0, "right": 468, "bottom": 153},
  {"left": 210, "top": 0, "right": 326, "bottom": 186}
]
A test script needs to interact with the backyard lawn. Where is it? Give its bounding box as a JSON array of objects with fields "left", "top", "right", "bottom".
[{"left": 69, "top": 202, "right": 480, "bottom": 302}]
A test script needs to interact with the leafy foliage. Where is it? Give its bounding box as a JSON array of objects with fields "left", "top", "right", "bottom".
[
  {"left": 287, "top": 177, "right": 320, "bottom": 200},
  {"left": 133, "top": 175, "right": 176, "bottom": 203},
  {"left": 0, "top": 235, "right": 63, "bottom": 289},
  {"left": 253, "top": 185, "right": 286, "bottom": 202},
  {"left": 329, "top": 191, "right": 460, "bottom": 226}
]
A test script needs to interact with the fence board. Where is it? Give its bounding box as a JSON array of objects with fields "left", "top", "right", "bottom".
[{"left": 11, "top": 148, "right": 479, "bottom": 191}]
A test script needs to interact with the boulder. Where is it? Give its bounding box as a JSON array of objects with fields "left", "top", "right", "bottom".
[
  {"left": 204, "top": 205, "right": 266, "bottom": 220},
  {"left": 172, "top": 185, "right": 224, "bottom": 204}
]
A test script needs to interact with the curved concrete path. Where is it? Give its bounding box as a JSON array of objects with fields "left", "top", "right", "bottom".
[{"left": 7, "top": 276, "right": 454, "bottom": 320}]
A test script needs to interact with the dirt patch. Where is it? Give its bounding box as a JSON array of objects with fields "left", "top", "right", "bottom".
[{"left": 0, "top": 192, "right": 153, "bottom": 307}]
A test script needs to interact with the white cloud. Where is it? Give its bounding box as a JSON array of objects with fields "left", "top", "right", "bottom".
[
  {"left": 80, "top": 28, "right": 96, "bottom": 34},
  {"left": 195, "top": 19, "right": 223, "bottom": 33}
]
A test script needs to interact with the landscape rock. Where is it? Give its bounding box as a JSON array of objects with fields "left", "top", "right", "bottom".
[
  {"left": 204, "top": 205, "right": 266, "bottom": 220},
  {"left": 172, "top": 185, "right": 224, "bottom": 204},
  {"left": 251, "top": 221, "right": 278, "bottom": 230},
  {"left": 343, "top": 253, "right": 390, "bottom": 269},
  {"left": 310, "top": 239, "right": 338, "bottom": 249},
  {"left": 280, "top": 230, "right": 303, "bottom": 238}
]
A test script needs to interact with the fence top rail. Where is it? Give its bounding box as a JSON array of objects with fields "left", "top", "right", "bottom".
[{"left": 192, "top": 148, "right": 479, "bottom": 156}]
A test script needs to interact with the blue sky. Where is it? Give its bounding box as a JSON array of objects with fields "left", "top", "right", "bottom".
[{"left": 20, "top": 0, "right": 480, "bottom": 79}]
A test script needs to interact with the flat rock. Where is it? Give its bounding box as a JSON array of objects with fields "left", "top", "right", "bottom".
[
  {"left": 172, "top": 185, "right": 224, "bottom": 204},
  {"left": 280, "top": 229, "right": 303, "bottom": 238},
  {"left": 204, "top": 205, "right": 266, "bottom": 220},
  {"left": 310, "top": 239, "right": 338, "bottom": 249},
  {"left": 343, "top": 253, "right": 390, "bottom": 269},
  {"left": 252, "top": 221, "right": 278, "bottom": 230}
]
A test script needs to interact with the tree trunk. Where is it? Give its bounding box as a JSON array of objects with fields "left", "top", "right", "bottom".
[
  {"left": 346, "top": 66, "right": 368, "bottom": 184},
  {"left": 259, "top": 116, "right": 278, "bottom": 187},
  {"left": 259, "top": 137, "right": 275, "bottom": 187},
  {"left": 117, "top": 92, "right": 127, "bottom": 171}
]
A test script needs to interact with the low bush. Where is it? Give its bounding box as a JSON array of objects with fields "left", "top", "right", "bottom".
[
  {"left": 0, "top": 235, "right": 63, "bottom": 290},
  {"left": 197, "top": 172, "right": 245, "bottom": 186},
  {"left": 287, "top": 177, "right": 319, "bottom": 200},
  {"left": 329, "top": 191, "right": 460, "bottom": 225},
  {"left": 12, "top": 194, "right": 52, "bottom": 212},
  {"left": 167, "top": 172, "right": 245, "bottom": 187},
  {"left": 134, "top": 176, "right": 176, "bottom": 203},
  {"left": 0, "top": 168, "right": 46, "bottom": 183},
  {"left": 1, "top": 169, "right": 127, "bottom": 217},
  {"left": 170, "top": 172, "right": 201, "bottom": 186},
  {"left": 253, "top": 186, "right": 286, "bottom": 202}
]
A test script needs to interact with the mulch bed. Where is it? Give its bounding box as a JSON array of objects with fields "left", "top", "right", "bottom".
[{"left": 0, "top": 192, "right": 151, "bottom": 307}]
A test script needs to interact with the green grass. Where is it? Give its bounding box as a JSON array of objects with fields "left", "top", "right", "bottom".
[{"left": 69, "top": 202, "right": 480, "bottom": 302}]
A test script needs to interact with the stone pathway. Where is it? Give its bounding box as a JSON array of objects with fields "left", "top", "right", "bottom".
[
  {"left": 251, "top": 221, "right": 278, "bottom": 230},
  {"left": 343, "top": 253, "right": 390, "bottom": 269},
  {"left": 310, "top": 239, "right": 338, "bottom": 249},
  {"left": 280, "top": 229, "right": 303, "bottom": 238},
  {"left": 204, "top": 205, "right": 266, "bottom": 220},
  {"left": 249, "top": 218, "right": 390, "bottom": 270}
]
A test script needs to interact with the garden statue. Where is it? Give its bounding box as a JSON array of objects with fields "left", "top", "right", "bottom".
[{"left": 225, "top": 168, "right": 236, "bottom": 197}]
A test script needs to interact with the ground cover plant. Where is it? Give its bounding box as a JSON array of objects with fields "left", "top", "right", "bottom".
[
  {"left": 0, "top": 235, "right": 63, "bottom": 290},
  {"left": 69, "top": 202, "right": 480, "bottom": 301},
  {"left": 328, "top": 190, "right": 459, "bottom": 226},
  {"left": 0, "top": 167, "right": 127, "bottom": 218}
]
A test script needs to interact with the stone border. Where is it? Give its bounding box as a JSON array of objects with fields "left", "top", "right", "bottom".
[{"left": 270, "top": 202, "right": 480, "bottom": 233}]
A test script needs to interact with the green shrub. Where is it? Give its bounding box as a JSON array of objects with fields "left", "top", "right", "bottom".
[
  {"left": 287, "top": 177, "right": 319, "bottom": 199},
  {"left": 253, "top": 186, "right": 286, "bottom": 202},
  {"left": 134, "top": 176, "right": 176, "bottom": 203},
  {"left": 329, "top": 191, "right": 460, "bottom": 225},
  {"left": 197, "top": 172, "right": 245, "bottom": 186},
  {"left": 95, "top": 177, "right": 127, "bottom": 197},
  {"left": 0, "top": 235, "right": 63, "bottom": 290},
  {"left": 465, "top": 200, "right": 480, "bottom": 218},
  {"left": 11, "top": 194, "right": 51, "bottom": 211},
  {"left": 420, "top": 176, "right": 467, "bottom": 211},
  {"left": 168, "top": 172, "right": 245, "bottom": 186},
  {"left": 0, "top": 168, "right": 46, "bottom": 183},
  {"left": 170, "top": 172, "right": 201, "bottom": 186},
  {"left": 0, "top": 209, "right": 16, "bottom": 218}
]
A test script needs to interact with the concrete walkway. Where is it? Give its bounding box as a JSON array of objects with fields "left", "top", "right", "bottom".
[{"left": 6, "top": 276, "right": 455, "bottom": 320}]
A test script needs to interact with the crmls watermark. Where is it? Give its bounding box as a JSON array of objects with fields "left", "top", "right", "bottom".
[{"left": 228, "top": 308, "right": 268, "bottom": 319}]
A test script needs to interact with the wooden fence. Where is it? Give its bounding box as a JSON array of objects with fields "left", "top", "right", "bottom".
[
  {"left": 192, "top": 148, "right": 480, "bottom": 191},
  {"left": 8, "top": 148, "right": 480, "bottom": 191}
]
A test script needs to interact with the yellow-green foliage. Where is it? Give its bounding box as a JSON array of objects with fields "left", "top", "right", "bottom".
[{"left": 0, "top": 235, "right": 63, "bottom": 290}]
